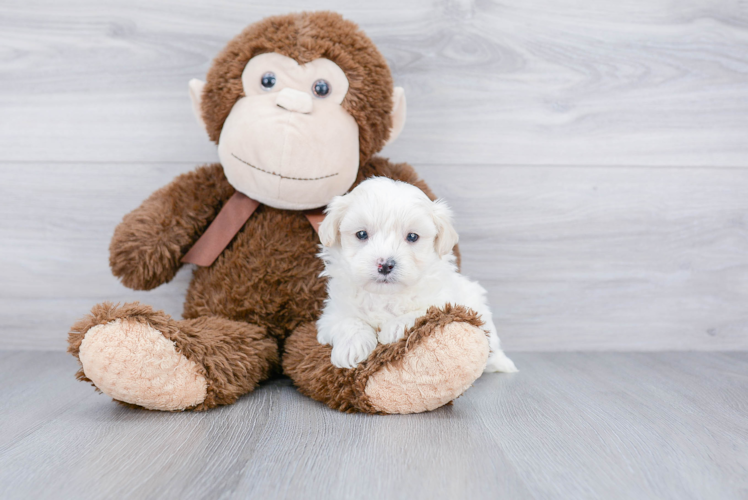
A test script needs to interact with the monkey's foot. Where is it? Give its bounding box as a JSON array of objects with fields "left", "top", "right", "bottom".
[
  {"left": 69, "top": 302, "right": 279, "bottom": 411},
  {"left": 283, "top": 304, "right": 490, "bottom": 414},
  {"left": 70, "top": 303, "right": 208, "bottom": 411},
  {"left": 78, "top": 318, "right": 208, "bottom": 411}
]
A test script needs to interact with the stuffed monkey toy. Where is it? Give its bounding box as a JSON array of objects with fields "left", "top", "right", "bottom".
[{"left": 68, "top": 11, "right": 491, "bottom": 414}]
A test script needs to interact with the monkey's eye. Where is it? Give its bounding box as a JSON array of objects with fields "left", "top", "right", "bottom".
[
  {"left": 260, "top": 72, "right": 276, "bottom": 90},
  {"left": 407, "top": 233, "right": 419, "bottom": 243},
  {"left": 356, "top": 230, "right": 368, "bottom": 240},
  {"left": 312, "top": 79, "right": 331, "bottom": 98}
]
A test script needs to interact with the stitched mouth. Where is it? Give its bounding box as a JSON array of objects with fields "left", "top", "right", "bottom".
[{"left": 231, "top": 153, "right": 339, "bottom": 181}]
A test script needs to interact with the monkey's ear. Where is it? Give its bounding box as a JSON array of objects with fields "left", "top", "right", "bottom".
[
  {"left": 385, "top": 86, "right": 407, "bottom": 146},
  {"left": 319, "top": 194, "right": 350, "bottom": 247},
  {"left": 188, "top": 78, "right": 207, "bottom": 132}
]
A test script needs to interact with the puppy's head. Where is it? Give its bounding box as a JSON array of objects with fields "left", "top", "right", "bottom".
[{"left": 319, "top": 177, "right": 458, "bottom": 294}]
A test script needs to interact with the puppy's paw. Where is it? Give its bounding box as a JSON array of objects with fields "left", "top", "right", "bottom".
[
  {"left": 329, "top": 320, "right": 378, "bottom": 369},
  {"left": 378, "top": 315, "right": 418, "bottom": 344},
  {"left": 485, "top": 350, "right": 518, "bottom": 373},
  {"left": 331, "top": 335, "right": 378, "bottom": 369}
]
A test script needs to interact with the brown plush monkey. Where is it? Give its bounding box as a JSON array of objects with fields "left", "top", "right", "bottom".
[{"left": 68, "top": 11, "right": 491, "bottom": 414}]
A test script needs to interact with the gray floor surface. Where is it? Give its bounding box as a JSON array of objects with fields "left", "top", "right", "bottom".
[{"left": 0, "top": 351, "right": 746, "bottom": 500}]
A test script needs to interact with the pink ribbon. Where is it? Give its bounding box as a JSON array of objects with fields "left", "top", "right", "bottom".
[{"left": 182, "top": 192, "right": 324, "bottom": 267}]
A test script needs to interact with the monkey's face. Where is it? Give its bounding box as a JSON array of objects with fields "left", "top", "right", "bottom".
[{"left": 216, "top": 53, "right": 360, "bottom": 210}]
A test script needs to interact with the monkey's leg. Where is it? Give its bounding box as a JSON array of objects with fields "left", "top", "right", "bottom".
[
  {"left": 68, "top": 302, "right": 278, "bottom": 411},
  {"left": 283, "top": 305, "right": 490, "bottom": 414}
]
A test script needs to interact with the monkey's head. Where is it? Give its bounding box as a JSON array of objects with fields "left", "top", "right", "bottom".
[{"left": 189, "top": 12, "right": 406, "bottom": 210}]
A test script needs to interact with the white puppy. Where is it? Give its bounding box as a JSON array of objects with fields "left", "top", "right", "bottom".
[{"left": 316, "top": 177, "right": 517, "bottom": 373}]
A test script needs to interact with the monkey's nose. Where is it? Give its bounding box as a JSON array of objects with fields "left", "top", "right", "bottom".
[
  {"left": 276, "top": 88, "right": 313, "bottom": 114},
  {"left": 377, "top": 258, "right": 396, "bottom": 276}
]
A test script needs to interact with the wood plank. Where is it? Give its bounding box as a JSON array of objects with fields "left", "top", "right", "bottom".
[
  {"left": 465, "top": 352, "right": 748, "bottom": 499},
  {"left": 1, "top": 0, "right": 747, "bottom": 166},
  {"left": 0, "top": 352, "right": 95, "bottom": 451},
  {"left": 0, "top": 351, "right": 746, "bottom": 499},
  {"left": 421, "top": 165, "right": 748, "bottom": 351},
  {"left": 1, "top": 163, "right": 747, "bottom": 351}
]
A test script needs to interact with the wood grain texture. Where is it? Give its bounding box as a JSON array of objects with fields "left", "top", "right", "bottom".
[
  {"left": 1, "top": 163, "right": 747, "bottom": 351},
  {"left": 0, "top": 0, "right": 747, "bottom": 165},
  {"left": 1, "top": 1, "right": 747, "bottom": 351},
  {"left": 0, "top": 351, "right": 746, "bottom": 499}
]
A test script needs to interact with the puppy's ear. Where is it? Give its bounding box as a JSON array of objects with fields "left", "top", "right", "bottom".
[
  {"left": 432, "top": 199, "right": 459, "bottom": 256},
  {"left": 319, "top": 194, "right": 350, "bottom": 247}
]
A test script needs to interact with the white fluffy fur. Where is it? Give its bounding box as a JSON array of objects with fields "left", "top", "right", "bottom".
[{"left": 316, "top": 177, "right": 517, "bottom": 373}]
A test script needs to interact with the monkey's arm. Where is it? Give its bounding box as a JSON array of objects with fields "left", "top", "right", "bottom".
[
  {"left": 109, "top": 163, "right": 233, "bottom": 290},
  {"left": 362, "top": 157, "right": 461, "bottom": 267}
]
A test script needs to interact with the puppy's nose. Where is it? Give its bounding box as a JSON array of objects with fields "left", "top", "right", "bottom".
[{"left": 377, "top": 258, "right": 396, "bottom": 275}]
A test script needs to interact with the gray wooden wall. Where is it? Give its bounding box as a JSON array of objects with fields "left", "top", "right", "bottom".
[{"left": 2, "top": 0, "right": 747, "bottom": 351}]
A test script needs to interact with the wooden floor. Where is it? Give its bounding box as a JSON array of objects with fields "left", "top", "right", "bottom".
[{"left": 1, "top": 351, "right": 746, "bottom": 500}]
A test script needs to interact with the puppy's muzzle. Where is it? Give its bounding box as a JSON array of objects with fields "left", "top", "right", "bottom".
[{"left": 377, "top": 258, "right": 396, "bottom": 276}]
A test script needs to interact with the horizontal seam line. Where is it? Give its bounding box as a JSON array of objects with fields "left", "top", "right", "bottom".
[
  {"left": 0, "top": 161, "right": 746, "bottom": 170},
  {"left": 230, "top": 153, "right": 339, "bottom": 181}
]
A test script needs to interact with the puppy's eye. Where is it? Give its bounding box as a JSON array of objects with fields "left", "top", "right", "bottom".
[
  {"left": 407, "top": 233, "right": 419, "bottom": 243},
  {"left": 356, "top": 230, "right": 368, "bottom": 240},
  {"left": 260, "top": 72, "right": 276, "bottom": 90}
]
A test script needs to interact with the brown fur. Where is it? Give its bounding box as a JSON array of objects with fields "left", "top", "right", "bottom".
[
  {"left": 70, "top": 12, "right": 467, "bottom": 412},
  {"left": 91, "top": 157, "right": 461, "bottom": 410},
  {"left": 109, "top": 164, "right": 234, "bottom": 291},
  {"left": 202, "top": 11, "right": 394, "bottom": 166},
  {"left": 282, "top": 304, "right": 485, "bottom": 413},
  {"left": 110, "top": 159, "right": 459, "bottom": 340},
  {"left": 69, "top": 302, "right": 279, "bottom": 410}
]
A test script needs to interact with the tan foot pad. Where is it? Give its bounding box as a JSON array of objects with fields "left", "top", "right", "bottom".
[
  {"left": 364, "top": 322, "right": 489, "bottom": 414},
  {"left": 79, "top": 319, "right": 208, "bottom": 411}
]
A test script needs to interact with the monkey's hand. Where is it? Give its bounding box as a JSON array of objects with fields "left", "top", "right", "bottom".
[{"left": 109, "top": 164, "right": 233, "bottom": 290}]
